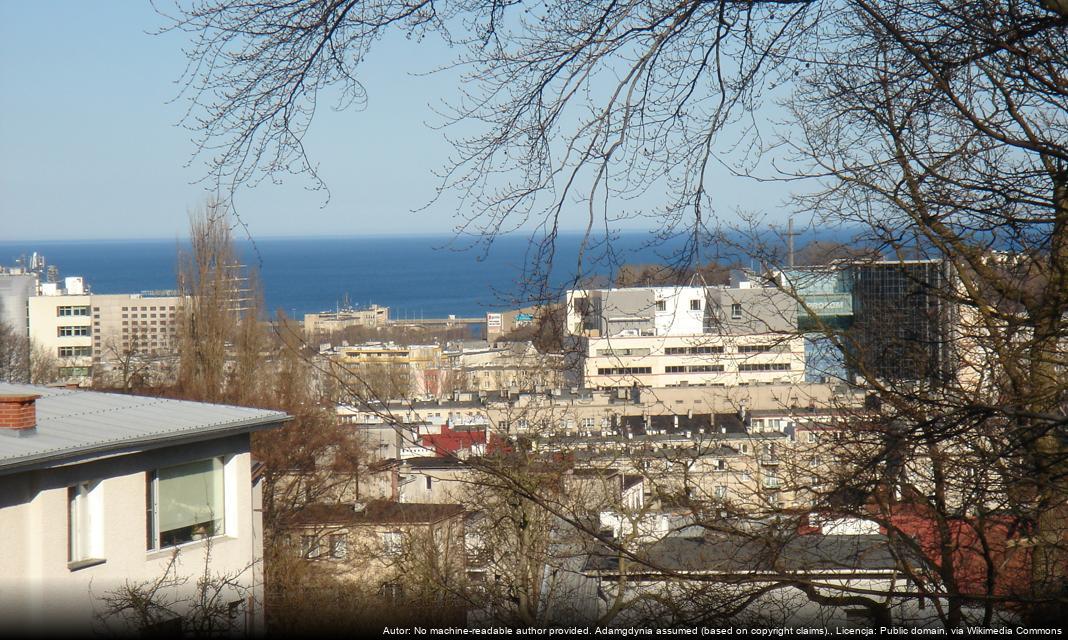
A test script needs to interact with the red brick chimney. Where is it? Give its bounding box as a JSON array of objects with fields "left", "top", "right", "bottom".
[{"left": 0, "top": 394, "right": 41, "bottom": 431}]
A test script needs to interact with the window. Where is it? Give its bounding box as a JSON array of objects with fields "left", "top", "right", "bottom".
[
  {"left": 68, "top": 481, "right": 102, "bottom": 565},
  {"left": 665, "top": 365, "right": 686, "bottom": 373},
  {"left": 57, "top": 306, "right": 90, "bottom": 317},
  {"left": 714, "top": 485, "right": 727, "bottom": 499},
  {"left": 688, "top": 365, "right": 724, "bottom": 373},
  {"left": 596, "top": 367, "right": 652, "bottom": 375},
  {"left": 738, "top": 345, "right": 773, "bottom": 353},
  {"left": 730, "top": 303, "right": 742, "bottom": 319},
  {"left": 58, "top": 326, "right": 91, "bottom": 337},
  {"left": 58, "top": 366, "right": 91, "bottom": 378},
  {"left": 690, "top": 299, "right": 701, "bottom": 311},
  {"left": 738, "top": 363, "right": 792, "bottom": 372},
  {"left": 655, "top": 300, "right": 666, "bottom": 311},
  {"left": 581, "top": 417, "right": 595, "bottom": 431},
  {"left": 329, "top": 534, "right": 348, "bottom": 559},
  {"left": 664, "top": 347, "right": 686, "bottom": 355},
  {"left": 381, "top": 531, "right": 403, "bottom": 555},
  {"left": 147, "top": 458, "right": 225, "bottom": 550},
  {"left": 58, "top": 346, "right": 92, "bottom": 357},
  {"left": 425, "top": 476, "right": 433, "bottom": 491},
  {"left": 300, "top": 535, "right": 321, "bottom": 559}
]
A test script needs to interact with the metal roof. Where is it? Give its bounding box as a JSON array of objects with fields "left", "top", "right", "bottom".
[{"left": 0, "top": 383, "right": 289, "bottom": 475}]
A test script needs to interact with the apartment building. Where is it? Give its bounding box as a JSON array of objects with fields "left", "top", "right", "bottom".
[
  {"left": 440, "top": 340, "right": 569, "bottom": 393},
  {"left": 26, "top": 278, "right": 184, "bottom": 384},
  {"left": 322, "top": 341, "right": 443, "bottom": 400},
  {"left": 566, "top": 279, "right": 803, "bottom": 388},
  {"left": 90, "top": 293, "right": 183, "bottom": 386},
  {"left": 0, "top": 384, "right": 288, "bottom": 636},
  {"left": 28, "top": 277, "right": 93, "bottom": 380}
]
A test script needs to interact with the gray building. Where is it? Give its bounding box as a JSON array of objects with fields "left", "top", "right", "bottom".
[{"left": 0, "top": 272, "right": 37, "bottom": 335}]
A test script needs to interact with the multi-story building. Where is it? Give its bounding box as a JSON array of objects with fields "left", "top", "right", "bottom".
[
  {"left": 849, "top": 259, "right": 957, "bottom": 384},
  {"left": 28, "top": 277, "right": 93, "bottom": 381},
  {"left": 0, "top": 383, "right": 287, "bottom": 636},
  {"left": 776, "top": 259, "right": 958, "bottom": 384},
  {"left": 304, "top": 304, "right": 390, "bottom": 338},
  {"left": 0, "top": 269, "right": 38, "bottom": 336},
  {"left": 322, "top": 341, "right": 443, "bottom": 400},
  {"left": 439, "top": 340, "right": 569, "bottom": 393},
  {"left": 566, "top": 279, "right": 803, "bottom": 389},
  {"left": 27, "top": 277, "right": 184, "bottom": 384},
  {"left": 90, "top": 293, "right": 184, "bottom": 386}
]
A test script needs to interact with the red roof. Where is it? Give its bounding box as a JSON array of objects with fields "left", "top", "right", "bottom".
[
  {"left": 420, "top": 424, "right": 487, "bottom": 457},
  {"left": 884, "top": 504, "right": 1032, "bottom": 601}
]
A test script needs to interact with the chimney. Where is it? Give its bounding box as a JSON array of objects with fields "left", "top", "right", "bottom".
[{"left": 0, "top": 394, "right": 40, "bottom": 434}]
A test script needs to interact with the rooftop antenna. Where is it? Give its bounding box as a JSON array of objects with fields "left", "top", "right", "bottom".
[{"left": 787, "top": 217, "right": 796, "bottom": 268}]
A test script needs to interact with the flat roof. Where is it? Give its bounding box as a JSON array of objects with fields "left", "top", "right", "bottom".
[
  {"left": 291, "top": 501, "right": 465, "bottom": 526},
  {"left": 0, "top": 383, "right": 289, "bottom": 475}
]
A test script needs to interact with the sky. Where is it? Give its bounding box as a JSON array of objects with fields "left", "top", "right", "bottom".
[{"left": 0, "top": 2, "right": 796, "bottom": 241}]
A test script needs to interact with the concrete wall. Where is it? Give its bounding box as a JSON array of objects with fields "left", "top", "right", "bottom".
[{"left": 0, "top": 434, "right": 264, "bottom": 636}]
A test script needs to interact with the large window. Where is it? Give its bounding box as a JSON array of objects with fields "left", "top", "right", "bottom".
[
  {"left": 147, "top": 458, "right": 225, "bottom": 550},
  {"left": 57, "top": 306, "right": 90, "bottom": 317},
  {"left": 58, "top": 346, "right": 92, "bottom": 357},
  {"left": 58, "top": 325, "right": 91, "bottom": 337}
]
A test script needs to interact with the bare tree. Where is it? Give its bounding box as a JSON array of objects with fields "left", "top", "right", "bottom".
[
  {"left": 158, "top": 0, "right": 1068, "bottom": 627},
  {"left": 0, "top": 321, "right": 30, "bottom": 383},
  {"left": 176, "top": 198, "right": 246, "bottom": 402}
]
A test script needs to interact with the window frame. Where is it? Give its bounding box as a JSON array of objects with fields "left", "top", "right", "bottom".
[
  {"left": 68, "top": 480, "right": 104, "bottom": 569},
  {"left": 146, "top": 457, "right": 227, "bottom": 552}
]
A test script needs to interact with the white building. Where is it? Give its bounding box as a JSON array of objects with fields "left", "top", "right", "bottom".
[
  {"left": 90, "top": 293, "right": 184, "bottom": 386},
  {"left": 566, "top": 280, "right": 804, "bottom": 388},
  {"left": 27, "top": 276, "right": 183, "bottom": 384},
  {"left": 0, "top": 383, "right": 288, "bottom": 636},
  {"left": 28, "top": 277, "right": 93, "bottom": 380}
]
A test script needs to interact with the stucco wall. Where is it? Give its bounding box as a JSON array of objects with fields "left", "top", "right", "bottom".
[{"left": 0, "top": 434, "right": 263, "bottom": 636}]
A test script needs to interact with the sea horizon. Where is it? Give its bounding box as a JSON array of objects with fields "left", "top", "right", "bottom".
[{"left": 0, "top": 227, "right": 858, "bottom": 321}]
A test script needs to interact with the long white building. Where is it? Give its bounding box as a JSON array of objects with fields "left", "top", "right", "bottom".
[
  {"left": 566, "top": 277, "right": 804, "bottom": 388},
  {"left": 27, "top": 277, "right": 182, "bottom": 384}
]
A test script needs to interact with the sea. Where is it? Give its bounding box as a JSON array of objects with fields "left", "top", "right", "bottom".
[{"left": 0, "top": 229, "right": 854, "bottom": 320}]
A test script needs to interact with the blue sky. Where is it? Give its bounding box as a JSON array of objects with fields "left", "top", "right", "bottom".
[{"left": 0, "top": 2, "right": 796, "bottom": 241}]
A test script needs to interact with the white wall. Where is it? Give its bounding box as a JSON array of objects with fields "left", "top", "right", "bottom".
[
  {"left": 0, "top": 435, "right": 263, "bottom": 636},
  {"left": 28, "top": 294, "right": 92, "bottom": 377}
]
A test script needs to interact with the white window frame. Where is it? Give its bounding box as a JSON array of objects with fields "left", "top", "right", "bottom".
[
  {"left": 146, "top": 456, "right": 227, "bottom": 552},
  {"left": 329, "top": 534, "right": 348, "bottom": 559},
  {"left": 381, "top": 531, "right": 403, "bottom": 556},
  {"left": 68, "top": 480, "right": 102, "bottom": 566}
]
